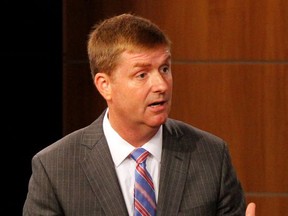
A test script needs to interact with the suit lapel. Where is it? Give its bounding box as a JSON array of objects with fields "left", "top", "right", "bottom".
[
  {"left": 80, "top": 111, "right": 129, "bottom": 216},
  {"left": 157, "top": 119, "right": 192, "bottom": 216},
  {"left": 78, "top": 112, "right": 192, "bottom": 216}
]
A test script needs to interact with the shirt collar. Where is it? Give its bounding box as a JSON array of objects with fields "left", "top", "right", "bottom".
[{"left": 103, "top": 109, "right": 162, "bottom": 167}]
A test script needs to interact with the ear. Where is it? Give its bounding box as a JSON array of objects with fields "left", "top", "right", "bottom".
[{"left": 94, "top": 73, "right": 112, "bottom": 100}]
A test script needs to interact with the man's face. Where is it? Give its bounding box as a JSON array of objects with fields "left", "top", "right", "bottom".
[{"left": 108, "top": 46, "right": 173, "bottom": 130}]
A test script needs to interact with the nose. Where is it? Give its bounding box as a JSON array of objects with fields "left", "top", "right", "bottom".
[{"left": 150, "top": 71, "right": 171, "bottom": 93}]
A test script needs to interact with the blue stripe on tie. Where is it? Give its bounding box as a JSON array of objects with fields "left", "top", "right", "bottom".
[{"left": 130, "top": 148, "right": 156, "bottom": 216}]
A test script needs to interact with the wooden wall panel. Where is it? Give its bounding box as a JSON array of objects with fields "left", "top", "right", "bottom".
[
  {"left": 170, "top": 64, "right": 288, "bottom": 193},
  {"left": 63, "top": 0, "right": 288, "bottom": 214},
  {"left": 63, "top": 0, "right": 288, "bottom": 61},
  {"left": 131, "top": 0, "right": 288, "bottom": 60},
  {"left": 63, "top": 0, "right": 135, "bottom": 62},
  {"left": 63, "top": 0, "right": 135, "bottom": 134},
  {"left": 62, "top": 63, "right": 106, "bottom": 134},
  {"left": 246, "top": 196, "right": 288, "bottom": 216}
]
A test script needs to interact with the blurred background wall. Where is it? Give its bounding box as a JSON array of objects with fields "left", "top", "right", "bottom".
[
  {"left": 8, "top": 0, "right": 287, "bottom": 215},
  {"left": 62, "top": 0, "right": 287, "bottom": 215}
]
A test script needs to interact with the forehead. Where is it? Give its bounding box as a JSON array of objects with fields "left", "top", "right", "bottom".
[{"left": 121, "top": 46, "right": 171, "bottom": 63}]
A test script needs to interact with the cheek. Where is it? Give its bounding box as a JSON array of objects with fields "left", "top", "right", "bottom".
[
  {"left": 112, "top": 81, "right": 149, "bottom": 102},
  {"left": 113, "top": 86, "right": 137, "bottom": 103}
]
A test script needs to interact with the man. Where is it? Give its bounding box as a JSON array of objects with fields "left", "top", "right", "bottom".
[{"left": 23, "top": 13, "right": 255, "bottom": 215}]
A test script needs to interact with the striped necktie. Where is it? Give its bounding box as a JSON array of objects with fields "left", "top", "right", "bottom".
[{"left": 130, "top": 148, "right": 157, "bottom": 216}]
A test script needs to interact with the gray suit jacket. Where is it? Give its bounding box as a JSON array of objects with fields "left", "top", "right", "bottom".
[{"left": 23, "top": 110, "right": 246, "bottom": 215}]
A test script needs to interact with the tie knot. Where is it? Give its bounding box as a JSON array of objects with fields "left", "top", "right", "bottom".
[{"left": 130, "top": 148, "right": 149, "bottom": 164}]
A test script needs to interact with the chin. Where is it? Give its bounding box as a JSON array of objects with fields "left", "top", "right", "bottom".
[{"left": 150, "top": 116, "right": 168, "bottom": 127}]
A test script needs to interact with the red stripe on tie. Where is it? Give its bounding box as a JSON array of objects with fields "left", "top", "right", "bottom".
[
  {"left": 136, "top": 165, "right": 155, "bottom": 189},
  {"left": 131, "top": 148, "right": 156, "bottom": 216},
  {"left": 135, "top": 200, "right": 150, "bottom": 216}
]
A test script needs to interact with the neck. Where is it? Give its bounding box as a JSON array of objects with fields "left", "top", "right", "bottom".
[
  {"left": 109, "top": 119, "right": 160, "bottom": 148},
  {"left": 118, "top": 125, "right": 159, "bottom": 147}
]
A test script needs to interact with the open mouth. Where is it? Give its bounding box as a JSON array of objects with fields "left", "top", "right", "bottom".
[{"left": 149, "top": 101, "right": 165, "bottom": 107}]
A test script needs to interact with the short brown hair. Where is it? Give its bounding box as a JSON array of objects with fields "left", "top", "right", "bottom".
[{"left": 87, "top": 13, "right": 171, "bottom": 78}]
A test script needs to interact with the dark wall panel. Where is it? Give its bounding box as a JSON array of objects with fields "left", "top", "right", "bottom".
[{"left": 62, "top": 0, "right": 288, "bottom": 214}]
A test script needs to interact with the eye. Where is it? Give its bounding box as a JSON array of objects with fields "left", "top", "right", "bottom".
[
  {"left": 160, "top": 65, "right": 170, "bottom": 74},
  {"left": 136, "top": 72, "right": 147, "bottom": 79}
]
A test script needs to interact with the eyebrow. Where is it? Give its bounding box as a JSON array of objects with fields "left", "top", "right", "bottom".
[
  {"left": 133, "top": 62, "right": 152, "bottom": 68},
  {"left": 133, "top": 55, "right": 171, "bottom": 68}
]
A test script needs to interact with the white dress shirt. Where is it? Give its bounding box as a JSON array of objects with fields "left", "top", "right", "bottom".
[{"left": 103, "top": 109, "right": 162, "bottom": 216}]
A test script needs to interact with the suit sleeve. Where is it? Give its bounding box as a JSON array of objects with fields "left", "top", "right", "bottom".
[
  {"left": 216, "top": 143, "right": 246, "bottom": 215},
  {"left": 23, "top": 154, "right": 64, "bottom": 216}
]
